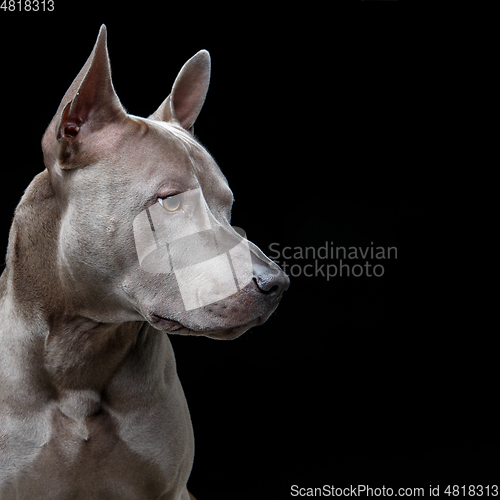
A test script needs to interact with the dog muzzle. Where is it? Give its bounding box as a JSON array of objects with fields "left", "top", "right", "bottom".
[{"left": 133, "top": 188, "right": 252, "bottom": 311}]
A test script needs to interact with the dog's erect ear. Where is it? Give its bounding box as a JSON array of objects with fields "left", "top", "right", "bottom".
[
  {"left": 56, "top": 24, "right": 125, "bottom": 140},
  {"left": 42, "top": 25, "right": 126, "bottom": 168},
  {"left": 150, "top": 50, "right": 210, "bottom": 133}
]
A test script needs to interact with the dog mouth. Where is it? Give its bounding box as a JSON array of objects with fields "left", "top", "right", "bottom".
[
  {"left": 148, "top": 312, "right": 262, "bottom": 340},
  {"left": 150, "top": 314, "right": 184, "bottom": 332}
]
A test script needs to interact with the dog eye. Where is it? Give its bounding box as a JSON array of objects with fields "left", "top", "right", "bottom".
[{"left": 159, "top": 194, "right": 181, "bottom": 212}]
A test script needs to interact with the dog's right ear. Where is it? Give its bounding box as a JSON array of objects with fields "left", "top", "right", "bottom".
[{"left": 42, "top": 25, "right": 126, "bottom": 169}]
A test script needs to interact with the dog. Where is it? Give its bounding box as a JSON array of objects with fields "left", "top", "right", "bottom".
[{"left": 0, "top": 25, "right": 289, "bottom": 499}]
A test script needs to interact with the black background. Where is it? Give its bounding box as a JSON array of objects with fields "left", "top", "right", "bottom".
[{"left": 1, "top": 3, "right": 496, "bottom": 499}]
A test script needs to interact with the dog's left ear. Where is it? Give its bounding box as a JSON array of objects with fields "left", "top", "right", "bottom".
[{"left": 150, "top": 50, "right": 211, "bottom": 133}]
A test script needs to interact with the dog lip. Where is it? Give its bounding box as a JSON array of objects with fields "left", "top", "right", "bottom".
[{"left": 150, "top": 313, "right": 183, "bottom": 331}]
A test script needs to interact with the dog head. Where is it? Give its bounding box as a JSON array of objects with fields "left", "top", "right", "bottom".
[{"left": 41, "top": 26, "right": 289, "bottom": 339}]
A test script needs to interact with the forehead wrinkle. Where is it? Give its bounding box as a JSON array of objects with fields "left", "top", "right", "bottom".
[
  {"left": 140, "top": 118, "right": 204, "bottom": 153},
  {"left": 129, "top": 117, "right": 231, "bottom": 216},
  {"left": 132, "top": 116, "right": 207, "bottom": 177}
]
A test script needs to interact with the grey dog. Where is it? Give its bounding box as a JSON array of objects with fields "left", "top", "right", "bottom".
[{"left": 0, "top": 25, "right": 288, "bottom": 499}]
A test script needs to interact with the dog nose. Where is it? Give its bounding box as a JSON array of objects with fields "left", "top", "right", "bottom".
[{"left": 253, "top": 263, "right": 290, "bottom": 297}]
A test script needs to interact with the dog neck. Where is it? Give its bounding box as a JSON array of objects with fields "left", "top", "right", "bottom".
[
  {"left": 1, "top": 170, "right": 148, "bottom": 426},
  {"left": 3, "top": 170, "right": 61, "bottom": 321}
]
